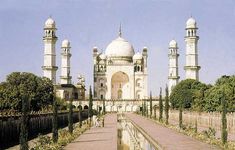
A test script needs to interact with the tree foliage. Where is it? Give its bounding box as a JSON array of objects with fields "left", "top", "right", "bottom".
[
  {"left": 221, "top": 91, "right": 227, "bottom": 144},
  {"left": 88, "top": 86, "right": 93, "bottom": 126},
  {"left": 204, "top": 75, "right": 235, "bottom": 112},
  {"left": 68, "top": 98, "right": 73, "bottom": 134},
  {"left": 88, "top": 86, "right": 93, "bottom": 117},
  {"left": 165, "top": 85, "right": 169, "bottom": 124},
  {"left": 159, "top": 88, "right": 163, "bottom": 121},
  {"left": 0, "top": 72, "right": 54, "bottom": 111},
  {"left": 52, "top": 95, "right": 58, "bottom": 143},
  {"left": 149, "top": 91, "right": 152, "bottom": 118},
  {"left": 169, "top": 75, "right": 235, "bottom": 112},
  {"left": 170, "top": 79, "right": 209, "bottom": 110},
  {"left": 20, "top": 95, "right": 29, "bottom": 150}
]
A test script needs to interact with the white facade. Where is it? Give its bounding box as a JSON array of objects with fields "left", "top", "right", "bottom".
[
  {"left": 60, "top": 39, "right": 72, "bottom": 84},
  {"left": 42, "top": 17, "right": 58, "bottom": 84},
  {"left": 93, "top": 32, "right": 148, "bottom": 100},
  {"left": 168, "top": 40, "right": 180, "bottom": 93},
  {"left": 184, "top": 17, "right": 201, "bottom": 80}
]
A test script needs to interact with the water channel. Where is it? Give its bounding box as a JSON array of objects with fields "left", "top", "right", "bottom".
[{"left": 117, "top": 113, "right": 159, "bottom": 150}]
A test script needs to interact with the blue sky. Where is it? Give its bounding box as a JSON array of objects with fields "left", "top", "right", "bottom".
[{"left": 0, "top": 0, "right": 234, "bottom": 96}]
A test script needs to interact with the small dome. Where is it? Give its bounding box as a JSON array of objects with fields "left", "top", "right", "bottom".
[
  {"left": 62, "top": 39, "right": 70, "bottom": 47},
  {"left": 45, "top": 17, "right": 56, "bottom": 28},
  {"left": 133, "top": 52, "right": 143, "bottom": 60},
  {"left": 169, "top": 40, "right": 177, "bottom": 48},
  {"left": 186, "top": 17, "right": 197, "bottom": 28},
  {"left": 99, "top": 53, "right": 106, "bottom": 60},
  {"left": 105, "top": 37, "right": 135, "bottom": 57},
  {"left": 143, "top": 47, "right": 147, "bottom": 50}
]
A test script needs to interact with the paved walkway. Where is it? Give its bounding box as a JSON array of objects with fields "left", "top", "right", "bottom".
[
  {"left": 126, "top": 113, "right": 220, "bottom": 150},
  {"left": 64, "top": 114, "right": 117, "bottom": 150}
]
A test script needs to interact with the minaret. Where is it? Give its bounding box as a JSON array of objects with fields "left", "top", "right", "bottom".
[
  {"left": 184, "top": 17, "right": 200, "bottom": 80},
  {"left": 60, "top": 39, "right": 72, "bottom": 84},
  {"left": 42, "top": 17, "right": 58, "bottom": 84},
  {"left": 168, "top": 40, "right": 180, "bottom": 93}
]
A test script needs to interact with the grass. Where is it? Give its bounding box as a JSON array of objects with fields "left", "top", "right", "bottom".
[{"left": 31, "top": 122, "right": 90, "bottom": 150}]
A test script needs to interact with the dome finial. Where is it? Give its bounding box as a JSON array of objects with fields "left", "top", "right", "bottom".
[{"left": 119, "top": 23, "right": 122, "bottom": 37}]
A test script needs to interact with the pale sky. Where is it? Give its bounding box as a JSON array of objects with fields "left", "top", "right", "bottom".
[{"left": 0, "top": 0, "right": 234, "bottom": 96}]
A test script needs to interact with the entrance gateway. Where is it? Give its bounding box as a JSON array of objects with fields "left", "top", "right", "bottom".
[{"left": 93, "top": 28, "right": 148, "bottom": 112}]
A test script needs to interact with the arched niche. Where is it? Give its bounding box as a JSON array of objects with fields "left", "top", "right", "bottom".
[{"left": 111, "top": 71, "right": 129, "bottom": 99}]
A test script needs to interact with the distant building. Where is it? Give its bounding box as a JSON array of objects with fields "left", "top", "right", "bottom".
[
  {"left": 169, "top": 17, "right": 201, "bottom": 93},
  {"left": 41, "top": 16, "right": 201, "bottom": 111},
  {"left": 93, "top": 27, "right": 148, "bottom": 100},
  {"left": 42, "top": 17, "right": 85, "bottom": 106}
]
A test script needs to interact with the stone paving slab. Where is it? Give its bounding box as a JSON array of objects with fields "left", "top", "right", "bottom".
[
  {"left": 64, "top": 114, "right": 117, "bottom": 150},
  {"left": 126, "top": 113, "right": 220, "bottom": 150}
]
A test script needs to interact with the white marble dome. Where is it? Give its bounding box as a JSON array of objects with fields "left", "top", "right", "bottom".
[
  {"left": 45, "top": 17, "right": 56, "bottom": 28},
  {"left": 186, "top": 17, "right": 197, "bottom": 28},
  {"left": 133, "top": 52, "right": 143, "bottom": 60},
  {"left": 169, "top": 40, "right": 177, "bottom": 48},
  {"left": 62, "top": 39, "right": 70, "bottom": 47},
  {"left": 105, "top": 37, "right": 135, "bottom": 57}
]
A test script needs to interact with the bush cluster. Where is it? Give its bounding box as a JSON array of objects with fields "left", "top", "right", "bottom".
[
  {"left": 32, "top": 123, "right": 89, "bottom": 150},
  {"left": 0, "top": 72, "right": 54, "bottom": 111},
  {"left": 170, "top": 75, "right": 235, "bottom": 112}
]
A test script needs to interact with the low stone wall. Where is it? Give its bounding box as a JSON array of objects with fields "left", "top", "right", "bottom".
[
  {"left": 0, "top": 110, "right": 87, "bottom": 149},
  {"left": 153, "top": 109, "right": 235, "bottom": 134},
  {"left": 169, "top": 110, "right": 235, "bottom": 133}
]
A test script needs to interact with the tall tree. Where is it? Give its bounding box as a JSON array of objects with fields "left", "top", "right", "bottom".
[
  {"left": 144, "top": 100, "right": 147, "bottom": 117},
  {"left": 102, "top": 98, "right": 106, "bottom": 115},
  {"left": 19, "top": 95, "right": 29, "bottom": 150},
  {"left": 159, "top": 88, "right": 163, "bottom": 121},
  {"left": 68, "top": 97, "right": 73, "bottom": 134},
  {"left": 149, "top": 91, "right": 153, "bottom": 118},
  {"left": 88, "top": 86, "right": 93, "bottom": 126},
  {"left": 154, "top": 105, "right": 157, "bottom": 120},
  {"left": 179, "top": 98, "right": 183, "bottom": 129},
  {"left": 141, "top": 101, "right": 144, "bottom": 116},
  {"left": 221, "top": 91, "right": 227, "bottom": 144},
  {"left": 179, "top": 107, "right": 183, "bottom": 129},
  {"left": 165, "top": 85, "right": 169, "bottom": 124},
  {"left": 0, "top": 72, "right": 53, "bottom": 111},
  {"left": 79, "top": 105, "right": 82, "bottom": 128},
  {"left": 204, "top": 75, "right": 235, "bottom": 112},
  {"left": 170, "top": 79, "right": 209, "bottom": 110},
  {"left": 52, "top": 90, "right": 58, "bottom": 143},
  {"left": 146, "top": 100, "right": 149, "bottom": 117}
]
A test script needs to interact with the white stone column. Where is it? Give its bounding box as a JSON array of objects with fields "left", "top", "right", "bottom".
[
  {"left": 168, "top": 40, "right": 180, "bottom": 93},
  {"left": 184, "top": 17, "right": 201, "bottom": 80},
  {"left": 42, "top": 17, "right": 58, "bottom": 84},
  {"left": 60, "top": 39, "right": 72, "bottom": 84}
]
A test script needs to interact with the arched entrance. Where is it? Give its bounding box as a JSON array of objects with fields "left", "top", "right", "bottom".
[
  {"left": 118, "top": 90, "right": 122, "bottom": 99},
  {"left": 111, "top": 71, "right": 129, "bottom": 99},
  {"left": 84, "top": 105, "right": 88, "bottom": 109}
]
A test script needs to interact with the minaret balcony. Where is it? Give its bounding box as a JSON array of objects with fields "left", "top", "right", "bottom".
[
  {"left": 184, "top": 66, "right": 201, "bottom": 70},
  {"left": 42, "top": 66, "right": 58, "bottom": 70},
  {"left": 184, "top": 36, "right": 199, "bottom": 39},
  {"left": 168, "top": 76, "right": 180, "bottom": 79},
  {"left": 60, "top": 76, "right": 72, "bottom": 79},
  {"left": 168, "top": 53, "right": 179, "bottom": 57},
  {"left": 43, "top": 36, "right": 58, "bottom": 41}
]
